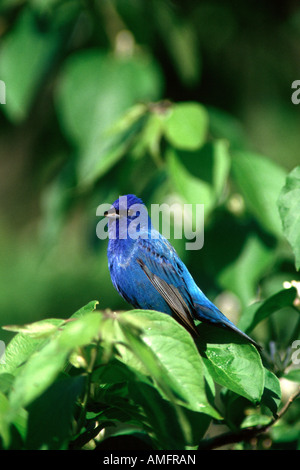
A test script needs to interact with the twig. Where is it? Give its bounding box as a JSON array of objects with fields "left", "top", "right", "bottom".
[
  {"left": 198, "top": 386, "right": 300, "bottom": 450},
  {"left": 75, "top": 343, "right": 99, "bottom": 435}
]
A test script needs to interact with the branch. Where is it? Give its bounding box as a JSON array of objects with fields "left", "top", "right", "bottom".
[{"left": 198, "top": 386, "right": 300, "bottom": 450}]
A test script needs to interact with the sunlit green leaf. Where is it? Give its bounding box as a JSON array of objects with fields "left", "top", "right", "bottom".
[
  {"left": 71, "top": 300, "right": 99, "bottom": 319},
  {"left": 240, "top": 413, "right": 271, "bottom": 428},
  {"left": 164, "top": 102, "right": 208, "bottom": 150},
  {"left": 1, "top": 333, "right": 45, "bottom": 375},
  {"left": 2, "top": 319, "right": 64, "bottom": 339},
  {"left": 118, "top": 309, "right": 220, "bottom": 418},
  {"left": 196, "top": 323, "right": 264, "bottom": 403},
  {"left": 57, "top": 312, "right": 103, "bottom": 349}
]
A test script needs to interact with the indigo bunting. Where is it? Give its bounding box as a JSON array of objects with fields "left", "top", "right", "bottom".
[{"left": 105, "top": 194, "right": 260, "bottom": 349}]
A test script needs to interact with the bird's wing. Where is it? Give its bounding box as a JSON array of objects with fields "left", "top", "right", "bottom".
[{"left": 135, "top": 236, "right": 199, "bottom": 336}]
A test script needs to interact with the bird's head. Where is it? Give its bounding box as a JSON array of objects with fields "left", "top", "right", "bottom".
[{"left": 104, "top": 194, "right": 151, "bottom": 239}]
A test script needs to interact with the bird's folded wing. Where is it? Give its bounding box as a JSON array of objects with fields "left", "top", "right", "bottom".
[{"left": 136, "top": 255, "right": 199, "bottom": 337}]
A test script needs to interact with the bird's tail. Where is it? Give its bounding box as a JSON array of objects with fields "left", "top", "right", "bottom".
[
  {"left": 195, "top": 303, "right": 262, "bottom": 351},
  {"left": 218, "top": 317, "right": 262, "bottom": 350}
]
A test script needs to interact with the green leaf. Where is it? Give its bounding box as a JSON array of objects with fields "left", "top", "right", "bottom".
[
  {"left": 196, "top": 323, "right": 264, "bottom": 403},
  {"left": 10, "top": 406, "right": 28, "bottom": 445},
  {"left": 71, "top": 300, "right": 99, "bottom": 319},
  {"left": 0, "top": 8, "right": 62, "bottom": 122},
  {"left": 231, "top": 151, "right": 287, "bottom": 236},
  {"left": 7, "top": 340, "right": 69, "bottom": 413},
  {"left": 164, "top": 102, "right": 208, "bottom": 150},
  {"left": 166, "top": 140, "right": 230, "bottom": 220},
  {"left": 55, "top": 50, "right": 162, "bottom": 185},
  {"left": 240, "top": 413, "right": 271, "bottom": 429},
  {"left": 1, "top": 332, "right": 45, "bottom": 375},
  {"left": 0, "top": 392, "right": 10, "bottom": 448},
  {"left": 119, "top": 310, "right": 220, "bottom": 418},
  {"left": 2, "top": 319, "right": 65, "bottom": 339},
  {"left": 218, "top": 234, "right": 273, "bottom": 306},
  {"left": 0, "top": 390, "right": 28, "bottom": 448},
  {"left": 131, "top": 110, "right": 165, "bottom": 163},
  {"left": 283, "top": 369, "right": 300, "bottom": 383},
  {"left": 108, "top": 103, "right": 148, "bottom": 136},
  {"left": 91, "top": 309, "right": 215, "bottom": 449},
  {"left": 212, "top": 140, "right": 231, "bottom": 200},
  {"left": 4, "top": 309, "right": 103, "bottom": 415},
  {"left": 278, "top": 166, "right": 300, "bottom": 270},
  {"left": 0, "top": 373, "right": 14, "bottom": 394},
  {"left": 58, "top": 312, "right": 103, "bottom": 349},
  {"left": 261, "top": 368, "right": 281, "bottom": 416},
  {"left": 167, "top": 148, "right": 214, "bottom": 213},
  {"left": 91, "top": 357, "right": 137, "bottom": 385},
  {"left": 238, "top": 287, "right": 298, "bottom": 334},
  {"left": 207, "top": 106, "right": 247, "bottom": 150}
]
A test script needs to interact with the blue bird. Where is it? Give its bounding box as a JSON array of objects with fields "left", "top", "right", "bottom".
[{"left": 105, "top": 194, "right": 261, "bottom": 349}]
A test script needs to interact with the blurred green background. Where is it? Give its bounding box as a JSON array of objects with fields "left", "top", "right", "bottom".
[{"left": 0, "top": 0, "right": 299, "bottom": 346}]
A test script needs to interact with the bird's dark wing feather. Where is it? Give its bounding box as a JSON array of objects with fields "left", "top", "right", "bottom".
[{"left": 135, "top": 237, "right": 199, "bottom": 336}]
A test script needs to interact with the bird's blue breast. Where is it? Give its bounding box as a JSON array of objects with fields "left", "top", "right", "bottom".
[{"left": 108, "top": 236, "right": 177, "bottom": 315}]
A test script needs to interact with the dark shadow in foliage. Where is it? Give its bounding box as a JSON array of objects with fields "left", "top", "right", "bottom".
[
  {"left": 95, "top": 433, "right": 153, "bottom": 451},
  {"left": 25, "top": 375, "right": 85, "bottom": 450}
]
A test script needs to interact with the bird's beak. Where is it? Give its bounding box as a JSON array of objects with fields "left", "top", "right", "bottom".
[{"left": 104, "top": 208, "right": 120, "bottom": 218}]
